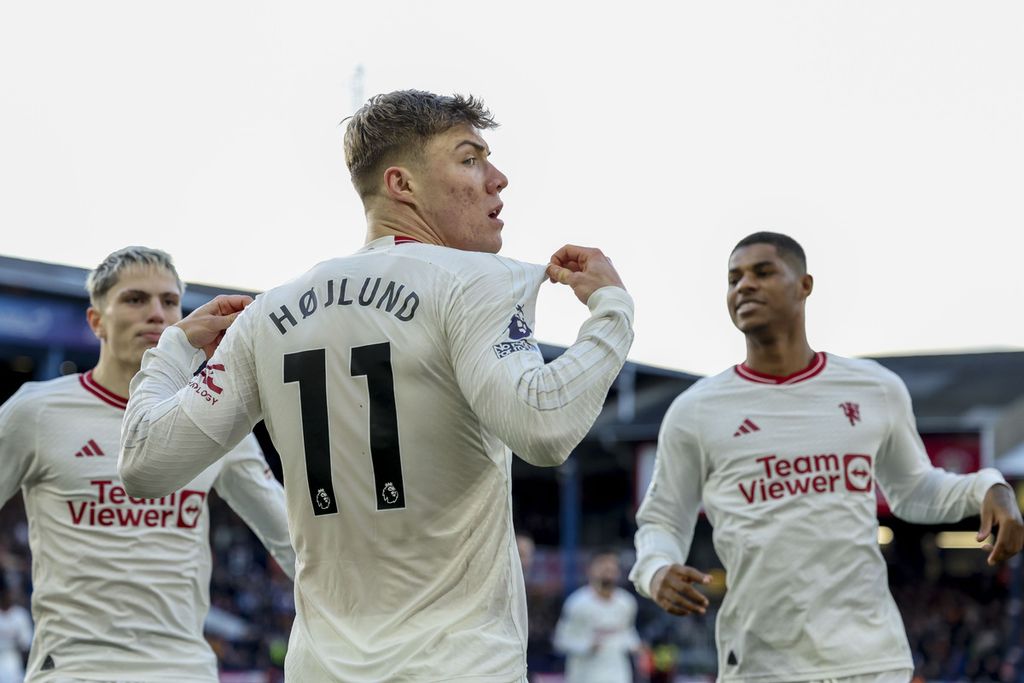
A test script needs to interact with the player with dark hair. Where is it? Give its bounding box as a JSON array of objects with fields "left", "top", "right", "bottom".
[
  {"left": 0, "top": 246, "right": 294, "bottom": 681},
  {"left": 554, "top": 548, "right": 640, "bottom": 683},
  {"left": 119, "top": 90, "right": 634, "bottom": 682},
  {"left": 631, "top": 231, "right": 1023, "bottom": 682}
]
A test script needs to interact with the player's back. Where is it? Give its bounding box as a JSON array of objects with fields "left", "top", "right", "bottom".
[{"left": 248, "top": 238, "right": 541, "bottom": 681}]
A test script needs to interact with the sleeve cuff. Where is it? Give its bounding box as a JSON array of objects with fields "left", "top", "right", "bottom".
[
  {"left": 629, "top": 556, "right": 672, "bottom": 599},
  {"left": 586, "top": 286, "right": 634, "bottom": 323},
  {"left": 973, "top": 467, "right": 1011, "bottom": 508},
  {"left": 154, "top": 326, "right": 209, "bottom": 378}
]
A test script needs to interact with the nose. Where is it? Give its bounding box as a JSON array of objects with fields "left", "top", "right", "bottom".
[
  {"left": 488, "top": 163, "right": 508, "bottom": 194},
  {"left": 735, "top": 270, "right": 758, "bottom": 292},
  {"left": 147, "top": 298, "right": 166, "bottom": 324}
]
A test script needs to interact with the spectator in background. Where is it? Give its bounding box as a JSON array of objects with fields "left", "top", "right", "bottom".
[{"left": 554, "top": 548, "right": 640, "bottom": 683}]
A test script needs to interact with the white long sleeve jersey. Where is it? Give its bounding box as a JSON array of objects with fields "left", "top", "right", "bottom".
[
  {"left": 0, "top": 372, "right": 295, "bottom": 683},
  {"left": 119, "top": 237, "right": 635, "bottom": 683},
  {"left": 553, "top": 586, "right": 640, "bottom": 683},
  {"left": 630, "top": 352, "right": 1006, "bottom": 683}
]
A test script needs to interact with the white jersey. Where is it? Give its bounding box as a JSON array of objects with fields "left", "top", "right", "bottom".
[
  {"left": 553, "top": 586, "right": 639, "bottom": 683},
  {"left": 119, "top": 237, "right": 635, "bottom": 682},
  {"left": 0, "top": 604, "right": 32, "bottom": 683},
  {"left": 630, "top": 353, "right": 1007, "bottom": 683},
  {"left": 0, "top": 371, "right": 295, "bottom": 682}
]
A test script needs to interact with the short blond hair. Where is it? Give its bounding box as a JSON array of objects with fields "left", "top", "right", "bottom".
[
  {"left": 343, "top": 90, "right": 498, "bottom": 198},
  {"left": 86, "top": 246, "right": 184, "bottom": 307}
]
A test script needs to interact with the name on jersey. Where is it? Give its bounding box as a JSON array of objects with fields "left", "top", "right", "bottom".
[
  {"left": 738, "top": 453, "right": 873, "bottom": 504},
  {"left": 268, "top": 277, "right": 420, "bottom": 335},
  {"left": 66, "top": 479, "right": 206, "bottom": 529}
]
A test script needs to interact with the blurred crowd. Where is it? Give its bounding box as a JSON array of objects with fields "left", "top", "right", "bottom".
[{"left": 2, "top": 496, "right": 1022, "bottom": 682}]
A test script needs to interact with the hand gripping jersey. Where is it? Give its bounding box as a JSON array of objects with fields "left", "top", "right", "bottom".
[
  {"left": 553, "top": 586, "right": 640, "bottom": 683},
  {"left": 0, "top": 371, "right": 295, "bottom": 682},
  {"left": 119, "top": 238, "right": 635, "bottom": 682},
  {"left": 630, "top": 353, "right": 1007, "bottom": 682}
]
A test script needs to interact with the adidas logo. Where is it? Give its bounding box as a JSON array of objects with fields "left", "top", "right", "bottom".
[
  {"left": 733, "top": 418, "right": 760, "bottom": 437},
  {"left": 75, "top": 439, "right": 105, "bottom": 457}
]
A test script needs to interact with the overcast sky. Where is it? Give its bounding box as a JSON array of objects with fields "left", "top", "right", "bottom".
[{"left": 2, "top": 1, "right": 1021, "bottom": 376}]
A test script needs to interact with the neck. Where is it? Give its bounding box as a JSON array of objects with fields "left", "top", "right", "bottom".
[
  {"left": 591, "top": 583, "right": 614, "bottom": 599},
  {"left": 364, "top": 203, "right": 445, "bottom": 247},
  {"left": 743, "top": 325, "right": 814, "bottom": 378},
  {"left": 90, "top": 352, "right": 136, "bottom": 398}
]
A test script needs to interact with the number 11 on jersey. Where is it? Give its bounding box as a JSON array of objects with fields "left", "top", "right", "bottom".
[{"left": 284, "top": 342, "right": 406, "bottom": 517}]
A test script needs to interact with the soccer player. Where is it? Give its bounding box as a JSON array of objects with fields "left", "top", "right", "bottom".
[
  {"left": 118, "top": 90, "right": 634, "bottom": 682},
  {"left": 0, "top": 247, "right": 295, "bottom": 682},
  {"left": 553, "top": 549, "right": 641, "bottom": 683},
  {"left": 630, "top": 232, "right": 1024, "bottom": 682}
]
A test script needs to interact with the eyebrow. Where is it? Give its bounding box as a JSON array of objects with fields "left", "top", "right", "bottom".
[
  {"left": 455, "top": 140, "right": 490, "bottom": 155},
  {"left": 119, "top": 289, "right": 180, "bottom": 299},
  {"left": 728, "top": 260, "right": 777, "bottom": 275}
]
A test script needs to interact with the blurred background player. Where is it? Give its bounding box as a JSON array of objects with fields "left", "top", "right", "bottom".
[
  {"left": 630, "top": 231, "right": 1023, "bottom": 682},
  {"left": 118, "top": 90, "right": 634, "bottom": 682},
  {"left": 553, "top": 548, "right": 640, "bottom": 683},
  {"left": 0, "top": 576, "right": 31, "bottom": 683},
  {"left": 0, "top": 246, "right": 294, "bottom": 682}
]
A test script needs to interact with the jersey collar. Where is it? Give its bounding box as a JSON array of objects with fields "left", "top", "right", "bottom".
[
  {"left": 79, "top": 370, "right": 128, "bottom": 410},
  {"left": 734, "top": 351, "right": 827, "bottom": 385}
]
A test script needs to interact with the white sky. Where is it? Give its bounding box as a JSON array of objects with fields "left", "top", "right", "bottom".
[{"left": 1, "top": 1, "right": 1021, "bottom": 376}]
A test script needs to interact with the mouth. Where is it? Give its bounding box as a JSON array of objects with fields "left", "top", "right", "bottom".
[
  {"left": 488, "top": 204, "right": 503, "bottom": 224},
  {"left": 139, "top": 331, "right": 164, "bottom": 343},
  {"left": 735, "top": 300, "right": 763, "bottom": 314}
]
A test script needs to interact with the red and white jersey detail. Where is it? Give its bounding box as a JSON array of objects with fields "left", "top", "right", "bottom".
[
  {"left": 79, "top": 370, "right": 128, "bottom": 409},
  {"left": 0, "top": 373, "right": 294, "bottom": 682},
  {"left": 120, "top": 237, "right": 635, "bottom": 682},
  {"left": 631, "top": 353, "right": 1007, "bottom": 682},
  {"left": 733, "top": 351, "right": 827, "bottom": 385}
]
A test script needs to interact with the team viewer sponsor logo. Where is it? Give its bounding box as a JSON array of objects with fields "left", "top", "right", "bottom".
[
  {"left": 738, "top": 453, "right": 873, "bottom": 503},
  {"left": 66, "top": 480, "right": 207, "bottom": 529}
]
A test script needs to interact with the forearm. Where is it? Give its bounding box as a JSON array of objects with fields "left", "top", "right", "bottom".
[
  {"left": 119, "top": 328, "right": 230, "bottom": 497},
  {"left": 631, "top": 523, "right": 688, "bottom": 598},
  {"left": 888, "top": 467, "right": 1008, "bottom": 523}
]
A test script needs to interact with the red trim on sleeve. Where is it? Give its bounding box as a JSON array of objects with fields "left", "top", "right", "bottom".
[
  {"left": 79, "top": 371, "right": 128, "bottom": 410},
  {"left": 734, "top": 352, "right": 827, "bottom": 385}
]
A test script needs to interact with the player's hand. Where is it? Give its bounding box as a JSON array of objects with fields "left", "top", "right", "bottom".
[
  {"left": 546, "top": 244, "right": 625, "bottom": 305},
  {"left": 176, "top": 294, "right": 253, "bottom": 359},
  {"left": 978, "top": 484, "right": 1024, "bottom": 565},
  {"left": 650, "top": 564, "right": 711, "bottom": 617}
]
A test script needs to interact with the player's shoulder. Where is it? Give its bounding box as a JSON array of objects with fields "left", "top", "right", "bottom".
[
  {"left": 1, "top": 374, "right": 81, "bottom": 414},
  {"left": 825, "top": 353, "right": 906, "bottom": 389},
  {"left": 392, "top": 243, "right": 546, "bottom": 284},
  {"left": 563, "top": 585, "right": 595, "bottom": 609},
  {"left": 667, "top": 368, "right": 735, "bottom": 413}
]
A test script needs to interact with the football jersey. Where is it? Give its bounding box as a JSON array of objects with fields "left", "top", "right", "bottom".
[
  {"left": 119, "top": 237, "right": 635, "bottom": 682},
  {"left": 630, "top": 353, "right": 1007, "bottom": 682},
  {"left": 553, "top": 586, "right": 639, "bottom": 683},
  {"left": 0, "top": 371, "right": 294, "bottom": 682}
]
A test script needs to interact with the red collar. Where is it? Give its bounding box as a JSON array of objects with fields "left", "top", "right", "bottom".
[
  {"left": 734, "top": 352, "right": 827, "bottom": 385},
  {"left": 393, "top": 236, "right": 420, "bottom": 245},
  {"left": 79, "top": 370, "right": 128, "bottom": 410}
]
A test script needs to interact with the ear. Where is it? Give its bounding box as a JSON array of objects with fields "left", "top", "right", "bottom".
[
  {"left": 800, "top": 273, "right": 814, "bottom": 299},
  {"left": 86, "top": 306, "right": 105, "bottom": 341},
  {"left": 383, "top": 165, "right": 416, "bottom": 206}
]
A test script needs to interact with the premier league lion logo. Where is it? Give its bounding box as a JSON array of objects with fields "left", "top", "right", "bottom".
[{"left": 507, "top": 305, "right": 532, "bottom": 340}]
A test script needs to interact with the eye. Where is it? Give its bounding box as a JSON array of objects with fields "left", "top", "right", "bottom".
[
  {"left": 125, "top": 295, "right": 142, "bottom": 304},
  {"left": 463, "top": 157, "right": 477, "bottom": 166}
]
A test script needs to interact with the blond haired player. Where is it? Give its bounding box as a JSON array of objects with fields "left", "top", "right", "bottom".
[
  {"left": 118, "top": 90, "right": 634, "bottom": 682},
  {"left": 631, "top": 232, "right": 1023, "bottom": 682},
  {"left": 0, "top": 247, "right": 294, "bottom": 682}
]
